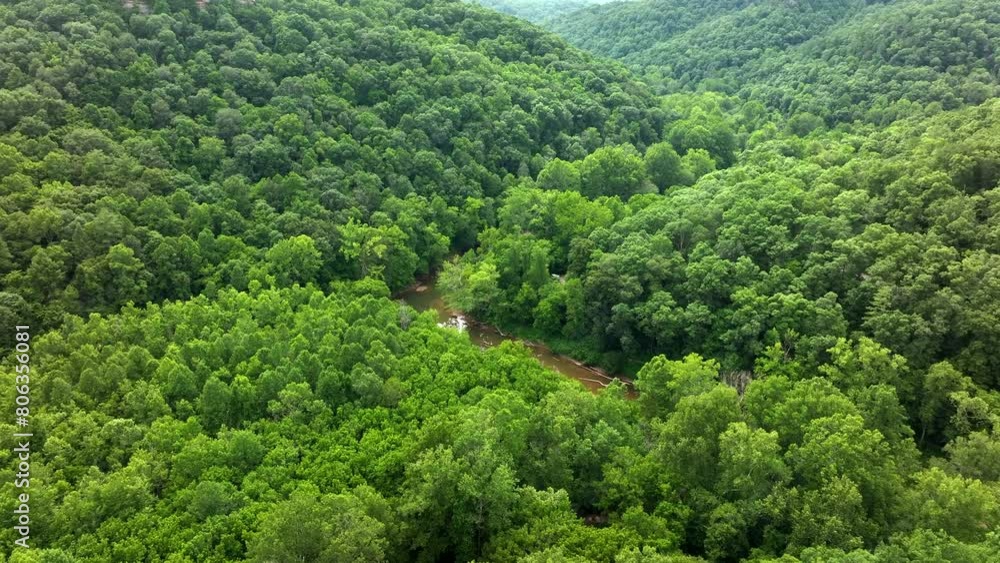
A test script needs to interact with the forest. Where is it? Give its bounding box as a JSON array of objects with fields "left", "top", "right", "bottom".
[
  {"left": 0, "top": 0, "right": 998, "bottom": 561},
  {"left": 550, "top": 0, "right": 999, "bottom": 124}
]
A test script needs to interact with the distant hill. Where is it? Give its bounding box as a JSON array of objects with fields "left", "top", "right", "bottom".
[
  {"left": 547, "top": 0, "right": 759, "bottom": 58},
  {"left": 548, "top": 0, "right": 1000, "bottom": 124},
  {"left": 471, "top": 0, "right": 622, "bottom": 23}
]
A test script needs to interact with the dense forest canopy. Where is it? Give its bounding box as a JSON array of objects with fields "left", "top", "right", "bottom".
[
  {"left": 548, "top": 0, "right": 762, "bottom": 59},
  {"left": 549, "top": 0, "right": 1000, "bottom": 125},
  {"left": 0, "top": 0, "right": 667, "bottom": 335},
  {"left": 0, "top": 0, "right": 999, "bottom": 561},
  {"left": 446, "top": 95, "right": 1000, "bottom": 387}
]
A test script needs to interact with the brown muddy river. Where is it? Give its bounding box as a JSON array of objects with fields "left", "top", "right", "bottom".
[{"left": 399, "top": 281, "right": 632, "bottom": 394}]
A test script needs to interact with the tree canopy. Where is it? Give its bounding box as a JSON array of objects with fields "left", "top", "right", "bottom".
[{"left": 1, "top": 0, "right": 999, "bottom": 561}]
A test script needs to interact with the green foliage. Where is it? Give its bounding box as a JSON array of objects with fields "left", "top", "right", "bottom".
[
  {"left": 548, "top": 0, "right": 758, "bottom": 59},
  {"left": 5, "top": 272, "right": 992, "bottom": 561},
  {"left": 0, "top": 284, "right": 653, "bottom": 561},
  {"left": 249, "top": 487, "right": 390, "bottom": 562},
  {"left": 636, "top": 354, "right": 719, "bottom": 418},
  {"left": 549, "top": 0, "right": 1000, "bottom": 125},
  {"left": 0, "top": 0, "right": 668, "bottom": 331},
  {"left": 2, "top": 0, "right": 1000, "bottom": 561},
  {"left": 538, "top": 158, "right": 582, "bottom": 192},
  {"left": 265, "top": 235, "right": 321, "bottom": 287},
  {"left": 439, "top": 258, "right": 502, "bottom": 315},
  {"left": 578, "top": 145, "right": 650, "bottom": 199},
  {"left": 644, "top": 142, "right": 689, "bottom": 190},
  {"left": 445, "top": 100, "right": 1000, "bottom": 389}
]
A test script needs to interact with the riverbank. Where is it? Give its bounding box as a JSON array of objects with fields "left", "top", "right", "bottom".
[{"left": 396, "top": 280, "right": 635, "bottom": 394}]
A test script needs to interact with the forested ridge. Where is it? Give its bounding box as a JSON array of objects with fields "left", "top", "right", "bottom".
[
  {"left": 550, "top": 0, "right": 1000, "bottom": 125},
  {"left": 446, "top": 96, "right": 1000, "bottom": 388},
  {"left": 548, "top": 0, "right": 761, "bottom": 59},
  {"left": 0, "top": 0, "right": 666, "bottom": 335},
  {"left": 0, "top": 0, "right": 999, "bottom": 561}
]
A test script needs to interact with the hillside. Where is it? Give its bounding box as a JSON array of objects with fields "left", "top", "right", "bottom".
[
  {"left": 0, "top": 0, "right": 666, "bottom": 335},
  {"left": 1, "top": 0, "right": 999, "bottom": 562},
  {"left": 547, "top": 0, "right": 759, "bottom": 58},
  {"left": 549, "top": 0, "right": 1000, "bottom": 124}
]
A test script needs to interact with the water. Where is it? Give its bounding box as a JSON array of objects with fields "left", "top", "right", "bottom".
[{"left": 398, "top": 281, "right": 632, "bottom": 394}]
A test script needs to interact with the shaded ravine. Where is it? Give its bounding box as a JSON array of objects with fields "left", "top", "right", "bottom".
[{"left": 398, "top": 280, "right": 634, "bottom": 394}]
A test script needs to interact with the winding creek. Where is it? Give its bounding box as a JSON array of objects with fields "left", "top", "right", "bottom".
[{"left": 398, "top": 280, "right": 634, "bottom": 394}]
